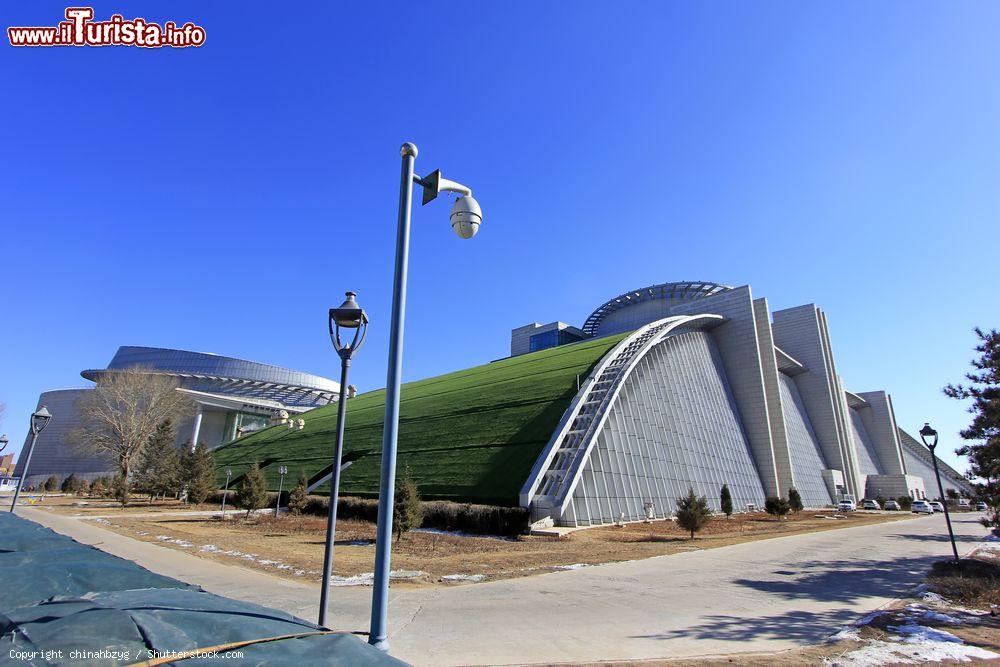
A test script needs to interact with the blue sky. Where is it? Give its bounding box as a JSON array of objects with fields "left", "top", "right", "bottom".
[{"left": 2, "top": 2, "right": 998, "bottom": 474}]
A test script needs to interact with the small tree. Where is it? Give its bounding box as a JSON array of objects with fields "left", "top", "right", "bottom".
[
  {"left": 134, "top": 419, "right": 180, "bottom": 503},
  {"left": 675, "top": 487, "right": 713, "bottom": 539},
  {"left": 111, "top": 474, "right": 129, "bottom": 508},
  {"left": 180, "top": 445, "right": 216, "bottom": 505},
  {"left": 76, "top": 479, "right": 90, "bottom": 497},
  {"left": 788, "top": 488, "right": 803, "bottom": 513},
  {"left": 288, "top": 470, "right": 308, "bottom": 515},
  {"left": 764, "top": 496, "right": 790, "bottom": 520},
  {"left": 44, "top": 475, "right": 59, "bottom": 492},
  {"left": 393, "top": 467, "right": 422, "bottom": 542},
  {"left": 236, "top": 462, "right": 268, "bottom": 520},
  {"left": 61, "top": 473, "right": 79, "bottom": 494},
  {"left": 720, "top": 484, "right": 733, "bottom": 518},
  {"left": 91, "top": 478, "right": 107, "bottom": 497},
  {"left": 896, "top": 495, "right": 913, "bottom": 510}
]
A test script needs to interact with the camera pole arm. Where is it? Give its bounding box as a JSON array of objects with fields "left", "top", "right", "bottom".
[{"left": 413, "top": 169, "right": 472, "bottom": 205}]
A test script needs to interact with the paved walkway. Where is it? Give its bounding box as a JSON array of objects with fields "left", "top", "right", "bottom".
[{"left": 20, "top": 508, "right": 987, "bottom": 666}]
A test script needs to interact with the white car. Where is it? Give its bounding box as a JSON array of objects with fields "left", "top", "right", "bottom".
[
  {"left": 837, "top": 500, "right": 856, "bottom": 512},
  {"left": 959, "top": 498, "right": 970, "bottom": 508},
  {"left": 930, "top": 501, "right": 945, "bottom": 513},
  {"left": 912, "top": 500, "right": 934, "bottom": 514},
  {"left": 861, "top": 499, "right": 881, "bottom": 510},
  {"left": 977, "top": 501, "right": 988, "bottom": 512}
]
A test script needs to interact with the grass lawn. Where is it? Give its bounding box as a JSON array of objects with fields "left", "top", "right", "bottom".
[
  {"left": 88, "top": 509, "right": 914, "bottom": 587},
  {"left": 211, "top": 333, "right": 629, "bottom": 506}
]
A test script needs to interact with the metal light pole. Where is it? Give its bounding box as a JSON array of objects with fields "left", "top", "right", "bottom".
[
  {"left": 920, "top": 423, "right": 960, "bottom": 562},
  {"left": 220, "top": 469, "right": 232, "bottom": 518},
  {"left": 318, "top": 292, "right": 368, "bottom": 628},
  {"left": 10, "top": 407, "right": 52, "bottom": 512},
  {"left": 369, "top": 143, "right": 483, "bottom": 651},
  {"left": 275, "top": 465, "right": 288, "bottom": 518}
]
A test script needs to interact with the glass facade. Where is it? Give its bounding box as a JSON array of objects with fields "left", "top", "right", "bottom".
[
  {"left": 568, "top": 331, "right": 766, "bottom": 524},
  {"left": 529, "top": 329, "right": 583, "bottom": 353},
  {"left": 778, "top": 373, "right": 833, "bottom": 507}
]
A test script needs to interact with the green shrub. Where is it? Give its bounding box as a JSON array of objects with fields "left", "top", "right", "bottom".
[
  {"left": 44, "top": 475, "right": 59, "bottom": 492},
  {"left": 61, "top": 474, "right": 79, "bottom": 494},
  {"left": 720, "top": 484, "right": 733, "bottom": 518},
  {"left": 182, "top": 446, "right": 216, "bottom": 505},
  {"left": 236, "top": 462, "right": 268, "bottom": 520},
  {"left": 393, "top": 468, "right": 422, "bottom": 541},
  {"left": 675, "top": 487, "right": 713, "bottom": 539},
  {"left": 112, "top": 474, "right": 129, "bottom": 508},
  {"left": 764, "top": 496, "right": 790, "bottom": 520},
  {"left": 288, "top": 470, "right": 308, "bottom": 515},
  {"left": 896, "top": 496, "right": 913, "bottom": 510},
  {"left": 788, "top": 488, "right": 803, "bottom": 513}
]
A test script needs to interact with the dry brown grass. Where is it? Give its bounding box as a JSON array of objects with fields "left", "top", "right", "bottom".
[
  {"left": 88, "top": 509, "right": 913, "bottom": 587},
  {"left": 927, "top": 555, "right": 1000, "bottom": 610}
]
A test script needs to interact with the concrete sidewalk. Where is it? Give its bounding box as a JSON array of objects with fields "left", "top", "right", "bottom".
[{"left": 20, "top": 507, "right": 987, "bottom": 666}]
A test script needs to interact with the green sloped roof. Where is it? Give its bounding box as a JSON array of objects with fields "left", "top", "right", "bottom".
[{"left": 212, "top": 334, "right": 627, "bottom": 506}]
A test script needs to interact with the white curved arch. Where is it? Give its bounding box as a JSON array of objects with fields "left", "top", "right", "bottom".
[{"left": 520, "top": 313, "right": 725, "bottom": 521}]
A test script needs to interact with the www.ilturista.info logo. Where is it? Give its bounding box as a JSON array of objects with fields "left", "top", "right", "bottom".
[{"left": 8, "top": 7, "right": 205, "bottom": 48}]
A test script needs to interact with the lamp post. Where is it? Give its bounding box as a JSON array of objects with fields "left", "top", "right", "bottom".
[
  {"left": 369, "top": 143, "right": 483, "bottom": 651},
  {"left": 10, "top": 406, "right": 52, "bottom": 512},
  {"left": 920, "top": 423, "right": 960, "bottom": 563},
  {"left": 0, "top": 435, "right": 8, "bottom": 454},
  {"left": 318, "top": 291, "right": 368, "bottom": 628},
  {"left": 275, "top": 465, "right": 288, "bottom": 518},
  {"left": 220, "top": 469, "right": 233, "bottom": 518}
]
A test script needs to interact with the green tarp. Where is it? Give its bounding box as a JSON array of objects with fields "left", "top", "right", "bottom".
[{"left": 0, "top": 513, "right": 406, "bottom": 666}]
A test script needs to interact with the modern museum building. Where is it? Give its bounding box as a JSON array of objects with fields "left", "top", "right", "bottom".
[
  {"left": 215, "top": 281, "right": 973, "bottom": 527},
  {"left": 15, "top": 346, "right": 340, "bottom": 488}
]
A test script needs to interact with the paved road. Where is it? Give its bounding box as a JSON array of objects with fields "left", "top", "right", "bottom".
[{"left": 21, "top": 508, "right": 988, "bottom": 666}]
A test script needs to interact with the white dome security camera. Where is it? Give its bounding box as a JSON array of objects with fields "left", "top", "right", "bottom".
[{"left": 450, "top": 195, "right": 482, "bottom": 239}]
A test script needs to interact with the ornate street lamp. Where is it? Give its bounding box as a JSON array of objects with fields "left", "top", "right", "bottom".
[
  {"left": 920, "top": 422, "right": 960, "bottom": 562},
  {"left": 10, "top": 406, "right": 52, "bottom": 512},
  {"left": 220, "top": 468, "right": 233, "bottom": 518},
  {"left": 318, "top": 291, "right": 368, "bottom": 628},
  {"left": 275, "top": 465, "right": 288, "bottom": 518}
]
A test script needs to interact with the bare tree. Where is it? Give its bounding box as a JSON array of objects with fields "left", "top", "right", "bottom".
[{"left": 74, "top": 366, "right": 194, "bottom": 484}]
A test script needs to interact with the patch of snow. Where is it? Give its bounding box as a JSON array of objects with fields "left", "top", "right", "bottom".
[
  {"left": 889, "top": 623, "right": 963, "bottom": 644},
  {"left": 918, "top": 609, "right": 963, "bottom": 625},
  {"left": 413, "top": 528, "right": 516, "bottom": 542},
  {"left": 200, "top": 544, "right": 220, "bottom": 552},
  {"left": 442, "top": 573, "right": 486, "bottom": 583},
  {"left": 553, "top": 563, "right": 589, "bottom": 570},
  {"left": 155, "top": 535, "right": 193, "bottom": 548},
  {"left": 829, "top": 639, "right": 997, "bottom": 666},
  {"left": 327, "top": 569, "right": 425, "bottom": 587}
]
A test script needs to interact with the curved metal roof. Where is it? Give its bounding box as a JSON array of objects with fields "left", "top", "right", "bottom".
[
  {"left": 81, "top": 346, "right": 340, "bottom": 406},
  {"left": 581, "top": 281, "right": 732, "bottom": 336}
]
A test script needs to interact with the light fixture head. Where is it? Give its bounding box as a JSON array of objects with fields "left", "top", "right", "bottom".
[
  {"left": 0, "top": 435, "right": 7, "bottom": 452},
  {"left": 450, "top": 195, "right": 482, "bottom": 239},
  {"left": 329, "top": 291, "right": 369, "bottom": 358},
  {"left": 330, "top": 292, "right": 368, "bottom": 329},
  {"left": 226, "top": 468, "right": 232, "bottom": 477},
  {"left": 919, "top": 422, "right": 939, "bottom": 449},
  {"left": 31, "top": 406, "right": 52, "bottom": 435}
]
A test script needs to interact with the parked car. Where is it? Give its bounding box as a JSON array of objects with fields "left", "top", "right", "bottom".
[
  {"left": 912, "top": 500, "right": 934, "bottom": 514},
  {"left": 861, "top": 499, "right": 881, "bottom": 510},
  {"left": 929, "top": 501, "right": 945, "bottom": 513},
  {"left": 977, "top": 501, "right": 988, "bottom": 512},
  {"left": 958, "top": 498, "right": 970, "bottom": 508},
  {"left": 837, "top": 500, "right": 857, "bottom": 512},
  {"left": 884, "top": 500, "right": 901, "bottom": 511}
]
